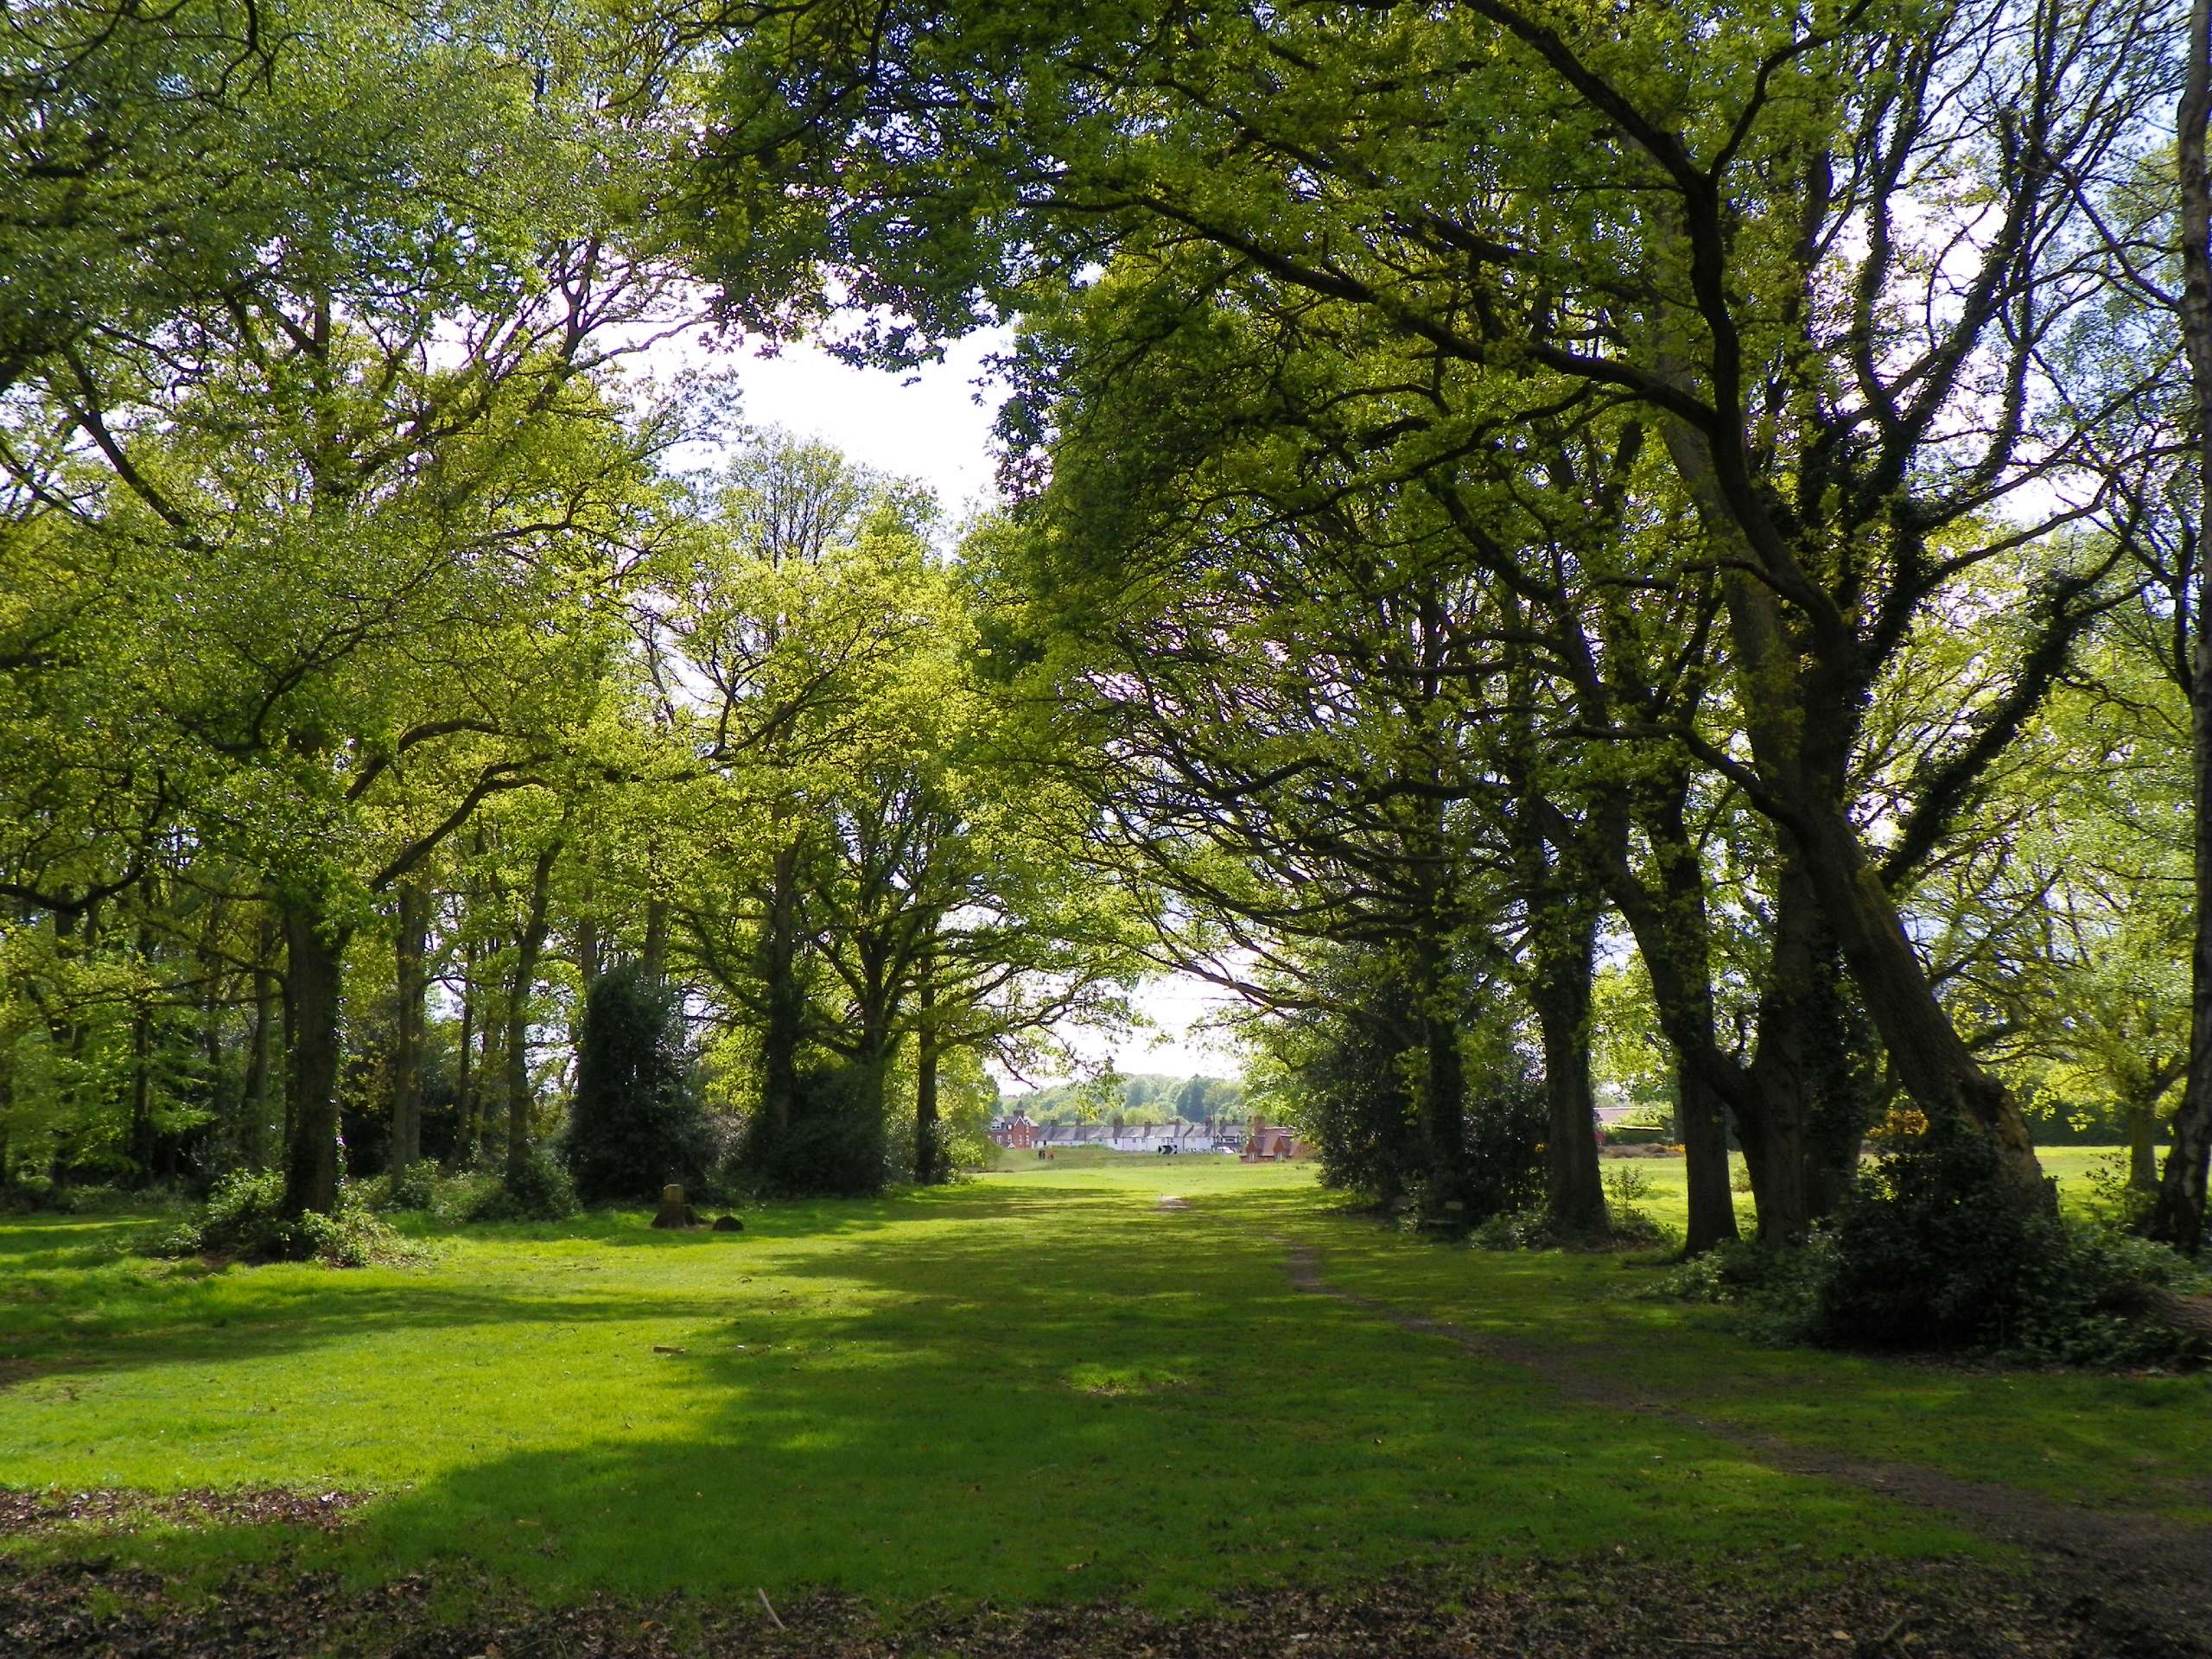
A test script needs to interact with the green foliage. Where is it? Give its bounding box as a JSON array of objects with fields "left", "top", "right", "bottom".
[
  {"left": 376, "top": 1160, "right": 442, "bottom": 1213},
  {"left": 734, "top": 1065, "right": 889, "bottom": 1198},
  {"left": 155, "top": 1170, "right": 403, "bottom": 1267},
  {"left": 467, "top": 1148, "right": 581, "bottom": 1223},
  {"left": 564, "top": 966, "right": 713, "bottom": 1205},
  {"left": 1016, "top": 1072, "right": 1246, "bottom": 1125},
  {"left": 1808, "top": 1124, "right": 2209, "bottom": 1365}
]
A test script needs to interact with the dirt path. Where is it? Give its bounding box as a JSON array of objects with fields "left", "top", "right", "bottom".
[{"left": 1285, "top": 1242, "right": 2212, "bottom": 1657}]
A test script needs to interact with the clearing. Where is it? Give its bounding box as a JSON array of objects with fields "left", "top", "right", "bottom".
[{"left": 0, "top": 1155, "right": 2204, "bottom": 1656}]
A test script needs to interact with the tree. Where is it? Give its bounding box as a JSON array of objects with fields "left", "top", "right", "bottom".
[
  {"left": 690, "top": 0, "right": 2167, "bottom": 1211},
  {"left": 565, "top": 963, "right": 707, "bottom": 1204}
]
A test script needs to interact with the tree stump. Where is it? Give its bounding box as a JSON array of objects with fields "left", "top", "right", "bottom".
[{"left": 651, "top": 1183, "right": 700, "bottom": 1229}]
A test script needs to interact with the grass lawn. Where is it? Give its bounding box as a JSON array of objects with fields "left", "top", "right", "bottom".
[{"left": 0, "top": 1149, "right": 2202, "bottom": 1630}]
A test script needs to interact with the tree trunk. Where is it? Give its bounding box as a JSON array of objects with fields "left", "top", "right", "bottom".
[
  {"left": 130, "top": 1001, "right": 154, "bottom": 1184},
  {"left": 758, "top": 840, "right": 804, "bottom": 1139},
  {"left": 2131, "top": 1101, "right": 2161, "bottom": 1192},
  {"left": 280, "top": 894, "right": 351, "bottom": 1218},
  {"left": 1532, "top": 905, "right": 1608, "bottom": 1235},
  {"left": 391, "top": 880, "right": 431, "bottom": 1172},
  {"left": 1638, "top": 786, "right": 1737, "bottom": 1253},
  {"left": 241, "top": 912, "right": 279, "bottom": 1171},
  {"left": 2155, "top": 0, "right": 2212, "bottom": 1254},
  {"left": 1791, "top": 800, "right": 2044, "bottom": 1194},
  {"left": 505, "top": 845, "right": 558, "bottom": 1185},
  {"left": 456, "top": 933, "right": 480, "bottom": 1160},
  {"left": 1660, "top": 416, "right": 2044, "bottom": 1205},
  {"left": 1412, "top": 927, "right": 1472, "bottom": 1229},
  {"left": 576, "top": 912, "right": 602, "bottom": 993},
  {"left": 280, "top": 945, "right": 298, "bottom": 1154},
  {"left": 642, "top": 898, "right": 668, "bottom": 986},
  {"left": 913, "top": 967, "right": 942, "bottom": 1185}
]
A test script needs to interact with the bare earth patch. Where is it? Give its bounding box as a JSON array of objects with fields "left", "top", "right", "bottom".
[
  {"left": 0, "top": 1486, "right": 365, "bottom": 1536},
  {"left": 0, "top": 1553, "right": 2152, "bottom": 1658}
]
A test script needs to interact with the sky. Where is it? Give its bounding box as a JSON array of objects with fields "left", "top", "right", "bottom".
[{"left": 698, "top": 333, "right": 1246, "bottom": 1085}]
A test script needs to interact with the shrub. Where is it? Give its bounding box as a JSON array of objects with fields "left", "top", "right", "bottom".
[
  {"left": 1603, "top": 1163, "right": 1655, "bottom": 1206},
  {"left": 2, "top": 1180, "right": 134, "bottom": 1217},
  {"left": 467, "top": 1146, "right": 581, "bottom": 1222},
  {"left": 563, "top": 966, "right": 715, "bottom": 1205},
  {"left": 1807, "top": 1118, "right": 2209, "bottom": 1364},
  {"left": 1457, "top": 1071, "right": 1548, "bottom": 1224},
  {"left": 374, "top": 1159, "right": 442, "bottom": 1213},
  {"left": 152, "top": 1170, "right": 404, "bottom": 1267},
  {"left": 734, "top": 1063, "right": 888, "bottom": 1198},
  {"left": 1471, "top": 1208, "right": 1551, "bottom": 1251}
]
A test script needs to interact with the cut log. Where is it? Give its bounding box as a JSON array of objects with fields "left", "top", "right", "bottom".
[{"left": 651, "top": 1183, "right": 701, "bottom": 1230}]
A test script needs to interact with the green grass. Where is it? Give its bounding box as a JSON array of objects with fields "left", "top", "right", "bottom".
[{"left": 0, "top": 1152, "right": 2201, "bottom": 1618}]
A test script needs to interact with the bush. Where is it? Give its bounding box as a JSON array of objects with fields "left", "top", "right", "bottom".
[
  {"left": 153, "top": 1170, "right": 404, "bottom": 1267},
  {"left": 1471, "top": 1208, "right": 1552, "bottom": 1251},
  {"left": 1603, "top": 1163, "right": 1655, "bottom": 1206},
  {"left": 564, "top": 966, "right": 716, "bottom": 1205},
  {"left": 467, "top": 1146, "right": 581, "bottom": 1222},
  {"left": 374, "top": 1160, "right": 442, "bottom": 1213},
  {"left": 734, "top": 1064, "right": 888, "bottom": 1198},
  {"left": 1457, "top": 1071, "right": 1548, "bottom": 1224},
  {"left": 1807, "top": 1119, "right": 2209, "bottom": 1365},
  {"left": 1, "top": 1179, "right": 135, "bottom": 1217}
]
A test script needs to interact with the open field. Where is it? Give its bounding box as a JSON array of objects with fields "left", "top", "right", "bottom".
[{"left": 1, "top": 1152, "right": 2204, "bottom": 1653}]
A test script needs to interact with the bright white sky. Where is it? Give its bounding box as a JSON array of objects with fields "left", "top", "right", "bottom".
[{"left": 696, "top": 332, "right": 1245, "bottom": 1086}]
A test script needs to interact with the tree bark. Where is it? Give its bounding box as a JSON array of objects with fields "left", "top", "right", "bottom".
[
  {"left": 1532, "top": 899, "right": 1608, "bottom": 1235},
  {"left": 2155, "top": 0, "right": 2212, "bottom": 1254},
  {"left": 456, "top": 932, "right": 480, "bottom": 1160},
  {"left": 280, "top": 894, "right": 351, "bottom": 1217},
  {"left": 130, "top": 999, "right": 154, "bottom": 1184},
  {"left": 913, "top": 966, "right": 942, "bottom": 1185},
  {"left": 505, "top": 845, "right": 558, "bottom": 1185},
  {"left": 1637, "top": 784, "right": 1738, "bottom": 1252},
  {"left": 391, "top": 880, "right": 431, "bottom": 1173},
  {"left": 241, "top": 912, "right": 279, "bottom": 1171},
  {"left": 2130, "top": 1100, "right": 2161, "bottom": 1192},
  {"left": 758, "top": 839, "right": 804, "bottom": 1139}
]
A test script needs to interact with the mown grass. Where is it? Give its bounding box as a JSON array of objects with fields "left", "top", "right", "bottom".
[{"left": 0, "top": 1150, "right": 2200, "bottom": 1619}]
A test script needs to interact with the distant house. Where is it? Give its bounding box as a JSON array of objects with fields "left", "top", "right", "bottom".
[
  {"left": 1242, "top": 1125, "right": 1309, "bottom": 1162},
  {"left": 992, "top": 1110, "right": 1039, "bottom": 1150}
]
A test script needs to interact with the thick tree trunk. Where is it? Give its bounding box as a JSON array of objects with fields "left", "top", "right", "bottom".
[
  {"left": 1411, "top": 926, "right": 1473, "bottom": 1228},
  {"left": 1739, "top": 861, "right": 1872, "bottom": 1242},
  {"left": 1661, "top": 416, "right": 2044, "bottom": 1207},
  {"left": 642, "top": 898, "right": 668, "bottom": 986},
  {"left": 2131, "top": 1102, "right": 2161, "bottom": 1192},
  {"left": 1639, "top": 788, "right": 1738, "bottom": 1253},
  {"left": 456, "top": 933, "right": 480, "bottom": 1159},
  {"left": 1532, "top": 907, "right": 1608, "bottom": 1235},
  {"left": 913, "top": 969, "right": 942, "bottom": 1185},
  {"left": 576, "top": 912, "right": 602, "bottom": 993},
  {"left": 280, "top": 895, "right": 351, "bottom": 1217},
  {"left": 758, "top": 840, "right": 804, "bottom": 1139},
  {"left": 2157, "top": 0, "right": 2212, "bottom": 1254},
  {"left": 241, "top": 913, "right": 279, "bottom": 1171},
  {"left": 505, "top": 845, "right": 558, "bottom": 1185},
  {"left": 130, "top": 1001, "right": 153, "bottom": 1184},
  {"left": 1790, "top": 799, "right": 2044, "bottom": 1197},
  {"left": 391, "top": 880, "right": 430, "bottom": 1173}
]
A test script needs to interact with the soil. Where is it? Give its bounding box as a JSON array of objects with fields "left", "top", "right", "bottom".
[{"left": 0, "top": 1548, "right": 2158, "bottom": 1658}]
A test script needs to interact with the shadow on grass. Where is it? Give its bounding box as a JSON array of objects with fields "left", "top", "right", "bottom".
[{"left": 4, "top": 1179, "right": 1981, "bottom": 1616}]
